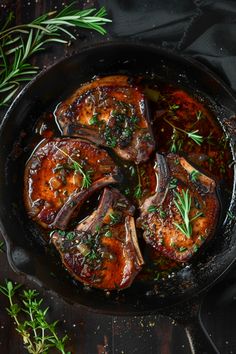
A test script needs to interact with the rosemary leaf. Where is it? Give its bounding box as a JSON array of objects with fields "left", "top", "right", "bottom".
[
  {"left": 0, "top": 4, "right": 111, "bottom": 107},
  {"left": 54, "top": 146, "right": 92, "bottom": 189},
  {"left": 164, "top": 118, "right": 203, "bottom": 147},
  {"left": 173, "top": 189, "right": 203, "bottom": 238}
]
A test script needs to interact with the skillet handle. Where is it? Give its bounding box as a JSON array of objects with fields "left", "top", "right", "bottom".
[{"left": 184, "top": 308, "right": 220, "bottom": 354}]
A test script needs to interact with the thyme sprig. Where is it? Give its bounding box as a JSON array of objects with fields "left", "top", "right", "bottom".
[
  {"left": 164, "top": 118, "right": 203, "bottom": 146},
  {"left": 0, "top": 4, "right": 111, "bottom": 107},
  {"left": 173, "top": 189, "right": 203, "bottom": 238},
  {"left": 0, "top": 280, "right": 70, "bottom": 354},
  {"left": 55, "top": 146, "right": 92, "bottom": 189}
]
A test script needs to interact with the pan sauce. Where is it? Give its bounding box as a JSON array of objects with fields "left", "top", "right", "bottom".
[{"left": 28, "top": 75, "right": 233, "bottom": 286}]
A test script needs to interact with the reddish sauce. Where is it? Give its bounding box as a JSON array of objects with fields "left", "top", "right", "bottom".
[{"left": 32, "top": 77, "right": 233, "bottom": 284}]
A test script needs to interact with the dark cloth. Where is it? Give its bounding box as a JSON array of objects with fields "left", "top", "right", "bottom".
[{"left": 99, "top": 0, "right": 236, "bottom": 91}]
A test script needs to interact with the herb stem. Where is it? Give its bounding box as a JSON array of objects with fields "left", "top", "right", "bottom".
[
  {"left": 0, "top": 281, "right": 70, "bottom": 353},
  {"left": 164, "top": 118, "right": 203, "bottom": 145}
]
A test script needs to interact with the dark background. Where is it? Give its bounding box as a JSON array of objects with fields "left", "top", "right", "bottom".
[{"left": 1, "top": 1, "right": 236, "bottom": 353}]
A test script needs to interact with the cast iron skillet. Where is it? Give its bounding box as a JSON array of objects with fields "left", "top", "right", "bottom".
[{"left": 0, "top": 41, "right": 236, "bottom": 353}]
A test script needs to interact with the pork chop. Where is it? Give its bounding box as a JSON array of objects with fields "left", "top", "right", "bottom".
[
  {"left": 138, "top": 153, "right": 220, "bottom": 262},
  {"left": 51, "top": 187, "right": 144, "bottom": 290},
  {"left": 55, "top": 75, "right": 155, "bottom": 164},
  {"left": 24, "top": 138, "right": 118, "bottom": 229}
]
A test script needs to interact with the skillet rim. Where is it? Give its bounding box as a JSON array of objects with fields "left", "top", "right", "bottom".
[{"left": 0, "top": 39, "right": 236, "bottom": 315}]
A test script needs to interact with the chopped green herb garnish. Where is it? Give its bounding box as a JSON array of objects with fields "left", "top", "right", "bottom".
[
  {"left": 159, "top": 209, "right": 167, "bottom": 219},
  {"left": 134, "top": 184, "right": 142, "bottom": 199},
  {"left": 142, "top": 133, "right": 152, "bottom": 141},
  {"left": 169, "top": 177, "right": 178, "bottom": 189},
  {"left": 179, "top": 246, "right": 187, "bottom": 252},
  {"left": 147, "top": 205, "right": 166, "bottom": 219},
  {"left": 190, "top": 170, "right": 200, "bottom": 182},
  {"left": 109, "top": 212, "right": 121, "bottom": 225},
  {"left": 89, "top": 113, "right": 99, "bottom": 125},
  {"left": 134, "top": 166, "right": 142, "bottom": 199},
  {"left": 51, "top": 229, "right": 76, "bottom": 241},
  {"left": 95, "top": 225, "right": 101, "bottom": 232},
  {"left": 104, "top": 230, "right": 112, "bottom": 238},
  {"left": 56, "top": 230, "right": 66, "bottom": 237},
  {"left": 147, "top": 205, "right": 158, "bottom": 213},
  {"left": 169, "top": 103, "right": 180, "bottom": 111},
  {"left": 129, "top": 165, "right": 136, "bottom": 177},
  {"left": 104, "top": 126, "right": 117, "bottom": 147},
  {"left": 174, "top": 158, "right": 180, "bottom": 165},
  {"left": 65, "top": 231, "right": 76, "bottom": 240},
  {"left": 130, "top": 115, "right": 139, "bottom": 124},
  {"left": 124, "top": 187, "right": 130, "bottom": 196},
  {"left": 170, "top": 129, "right": 184, "bottom": 153},
  {"left": 86, "top": 250, "right": 99, "bottom": 261}
]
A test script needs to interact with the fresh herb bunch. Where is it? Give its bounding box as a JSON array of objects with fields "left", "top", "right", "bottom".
[
  {"left": 0, "top": 3, "right": 111, "bottom": 107},
  {"left": 0, "top": 280, "right": 70, "bottom": 354}
]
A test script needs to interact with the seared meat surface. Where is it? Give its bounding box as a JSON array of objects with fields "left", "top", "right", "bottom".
[
  {"left": 55, "top": 75, "right": 155, "bottom": 163},
  {"left": 138, "top": 153, "right": 220, "bottom": 262},
  {"left": 24, "top": 138, "right": 118, "bottom": 229},
  {"left": 51, "top": 188, "right": 144, "bottom": 290}
]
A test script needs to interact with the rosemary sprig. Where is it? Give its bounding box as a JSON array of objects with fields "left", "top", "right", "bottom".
[
  {"left": 173, "top": 189, "right": 203, "bottom": 238},
  {"left": 164, "top": 118, "right": 203, "bottom": 146},
  {"left": 0, "top": 4, "right": 111, "bottom": 107},
  {"left": 0, "top": 280, "right": 70, "bottom": 354},
  {"left": 55, "top": 146, "right": 92, "bottom": 189}
]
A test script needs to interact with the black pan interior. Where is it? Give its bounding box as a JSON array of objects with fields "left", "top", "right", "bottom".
[{"left": 0, "top": 41, "right": 236, "bottom": 314}]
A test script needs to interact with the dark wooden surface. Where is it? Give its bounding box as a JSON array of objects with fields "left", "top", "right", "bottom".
[{"left": 0, "top": 1, "right": 236, "bottom": 353}]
